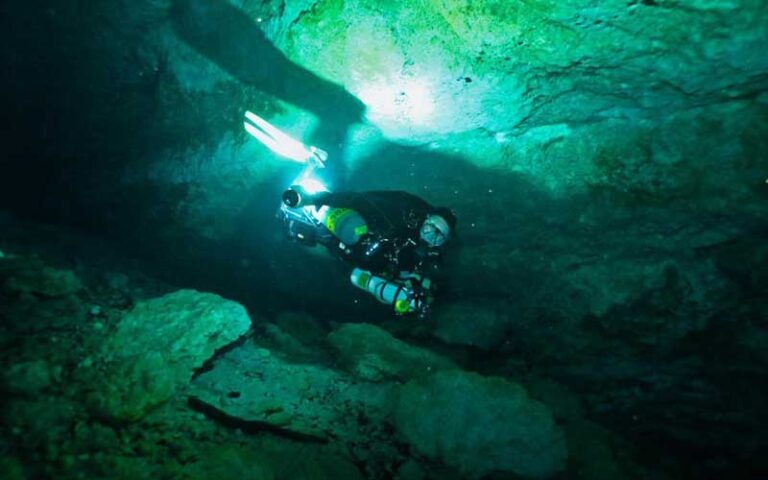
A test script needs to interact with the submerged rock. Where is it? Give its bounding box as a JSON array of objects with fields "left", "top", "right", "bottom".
[
  {"left": 432, "top": 302, "right": 512, "bottom": 349},
  {"left": 0, "top": 0, "right": 764, "bottom": 477},
  {"left": 82, "top": 289, "right": 251, "bottom": 423},
  {"left": 3, "top": 397, "right": 79, "bottom": 457},
  {"left": 0, "top": 255, "right": 83, "bottom": 297},
  {"left": 256, "top": 439, "right": 365, "bottom": 480},
  {"left": 525, "top": 379, "right": 648, "bottom": 480},
  {"left": 189, "top": 340, "right": 393, "bottom": 440},
  {"left": 328, "top": 323, "right": 457, "bottom": 382},
  {"left": 3, "top": 359, "right": 52, "bottom": 395},
  {"left": 258, "top": 311, "right": 332, "bottom": 361},
  {"left": 395, "top": 370, "right": 567, "bottom": 479},
  {"left": 189, "top": 339, "right": 412, "bottom": 477},
  {"left": 180, "top": 444, "right": 274, "bottom": 480}
]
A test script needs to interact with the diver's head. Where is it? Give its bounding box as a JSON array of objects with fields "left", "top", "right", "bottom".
[{"left": 419, "top": 210, "right": 455, "bottom": 247}]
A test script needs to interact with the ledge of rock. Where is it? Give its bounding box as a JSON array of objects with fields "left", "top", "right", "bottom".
[
  {"left": 188, "top": 340, "right": 395, "bottom": 441},
  {"left": 328, "top": 322, "right": 457, "bottom": 382},
  {"left": 395, "top": 370, "right": 567, "bottom": 479},
  {"left": 81, "top": 289, "right": 251, "bottom": 423}
]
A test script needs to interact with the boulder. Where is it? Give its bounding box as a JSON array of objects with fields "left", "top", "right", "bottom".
[
  {"left": 328, "top": 323, "right": 456, "bottom": 382},
  {"left": 83, "top": 290, "right": 251, "bottom": 422},
  {"left": 258, "top": 311, "right": 331, "bottom": 361},
  {"left": 432, "top": 302, "right": 511, "bottom": 349},
  {"left": 1, "top": 255, "right": 83, "bottom": 297},
  {"left": 526, "top": 379, "right": 645, "bottom": 480},
  {"left": 395, "top": 370, "right": 567, "bottom": 479},
  {"left": 188, "top": 340, "right": 402, "bottom": 474},
  {"left": 3, "top": 359, "right": 52, "bottom": 395},
  {"left": 189, "top": 342, "right": 372, "bottom": 440}
]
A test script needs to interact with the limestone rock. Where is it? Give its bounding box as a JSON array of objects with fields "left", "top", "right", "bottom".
[
  {"left": 273, "top": 311, "right": 328, "bottom": 348},
  {"left": 180, "top": 444, "right": 274, "bottom": 480},
  {"left": 328, "top": 323, "right": 456, "bottom": 382},
  {"left": 257, "top": 440, "right": 365, "bottom": 480},
  {"left": 4, "top": 397, "right": 78, "bottom": 451},
  {"left": 0, "top": 255, "right": 83, "bottom": 297},
  {"left": 395, "top": 370, "right": 567, "bottom": 479},
  {"left": 432, "top": 302, "right": 511, "bottom": 349},
  {"left": 84, "top": 289, "right": 251, "bottom": 422},
  {"left": 526, "top": 379, "right": 646, "bottom": 480},
  {"left": 259, "top": 311, "right": 331, "bottom": 361},
  {"left": 188, "top": 339, "right": 403, "bottom": 476},
  {"left": 3, "top": 359, "right": 52, "bottom": 395},
  {"left": 189, "top": 341, "right": 392, "bottom": 440}
]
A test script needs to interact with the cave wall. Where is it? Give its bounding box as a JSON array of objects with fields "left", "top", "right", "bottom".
[{"left": 4, "top": 0, "right": 765, "bottom": 303}]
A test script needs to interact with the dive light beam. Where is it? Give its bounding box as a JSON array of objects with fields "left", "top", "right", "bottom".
[{"left": 244, "top": 111, "right": 316, "bottom": 163}]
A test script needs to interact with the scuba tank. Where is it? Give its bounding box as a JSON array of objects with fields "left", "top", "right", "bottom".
[
  {"left": 322, "top": 208, "right": 368, "bottom": 246},
  {"left": 281, "top": 186, "right": 368, "bottom": 246},
  {"left": 350, "top": 268, "right": 431, "bottom": 314}
]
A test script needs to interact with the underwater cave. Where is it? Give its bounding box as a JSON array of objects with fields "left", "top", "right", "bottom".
[{"left": 1, "top": 0, "right": 767, "bottom": 479}]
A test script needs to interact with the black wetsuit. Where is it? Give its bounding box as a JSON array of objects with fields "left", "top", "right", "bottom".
[{"left": 312, "top": 191, "right": 442, "bottom": 278}]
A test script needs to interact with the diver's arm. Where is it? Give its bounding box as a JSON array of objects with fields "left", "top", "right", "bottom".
[
  {"left": 282, "top": 188, "right": 361, "bottom": 209},
  {"left": 307, "top": 191, "right": 361, "bottom": 208}
]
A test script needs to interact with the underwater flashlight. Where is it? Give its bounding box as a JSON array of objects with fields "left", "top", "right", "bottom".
[
  {"left": 283, "top": 174, "right": 329, "bottom": 208},
  {"left": 243, "top": 111, "right": 327, "bottom": 166}
]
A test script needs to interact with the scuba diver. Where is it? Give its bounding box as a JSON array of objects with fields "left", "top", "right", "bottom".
[
  {"left": 243, "top": 110, "right": 456, "bottom": 316},
  {"left": 281, "top": 186, "right": 456, "bottom": 316}
]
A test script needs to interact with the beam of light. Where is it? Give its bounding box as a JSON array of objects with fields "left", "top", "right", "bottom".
[
  {"left": 281, "top": 167, "right": 330, "bottom": 225},
  {"left": 358, "top": 84, "right": 398, "bottom": 117},
  {"left": 244, "top": 111, "right": 326, "bottom": 165},
  {"left": 296, "top": 176, "right": 327, "bottom": 195},
  {"left": 357, "top": 77, "right": 435, "bottom": 125},
  {"left": 295, "top": 165, "right": 329, "bottom": 222}
]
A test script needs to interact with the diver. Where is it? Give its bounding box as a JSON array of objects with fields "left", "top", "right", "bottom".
[
  {"left": 280, "top": 185, "right": 457, "bottom": 316},
  {"left": 241, "top": 110, "right": 455, "bottom": 316}
]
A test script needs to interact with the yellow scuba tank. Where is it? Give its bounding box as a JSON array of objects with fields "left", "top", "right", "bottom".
[{"left": 322, "top": 208, "right": 368, "bottom": 245}]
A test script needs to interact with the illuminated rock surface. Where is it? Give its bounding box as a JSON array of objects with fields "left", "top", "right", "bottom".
[{"left": 82, "top": 289, "right": 252, "bottom": 422}]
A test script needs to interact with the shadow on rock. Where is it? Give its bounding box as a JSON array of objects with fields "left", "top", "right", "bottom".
[{"left": 170, "top": 0, "right": 364, "bottom": 180}]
